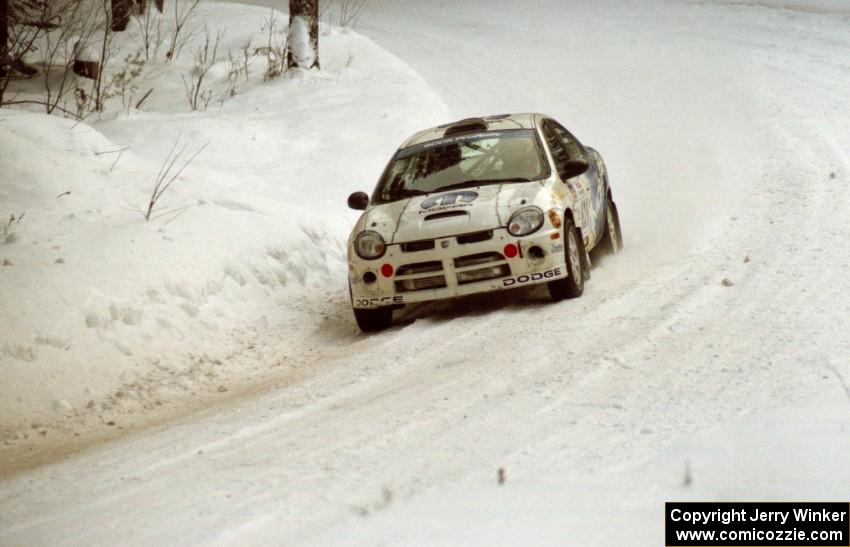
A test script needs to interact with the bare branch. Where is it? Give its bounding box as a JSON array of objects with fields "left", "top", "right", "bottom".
[
  {"left": 134, "top": 87, "right": 153, "bottom": 108},
  {"left": 337, "top": 0, "right": 369, "bottom": 29},
  {"left": 164, "top": 0, "right": 200, "bottom": 62},
  {"left": 2, "top": 99, "right": 80, "bottom": 117},
  {"left": 182, "top": 26, "right": 223, "bottom": 111},
  {"left": 144, "top": 136, "right": 208, "bottom": 222}
]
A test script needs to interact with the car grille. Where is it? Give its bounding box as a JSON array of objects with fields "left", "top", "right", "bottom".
[
  {"left": 395, "top": 251, "right": 510, "bottom": 292},
  {"left": 453, "top": 252, "right": 504, "bottom": 269},
  {"left": 395, "top": 275, "right": 447, "bottom": 292},
  {"left": 396, "top": 261, "right": 443, "bottom": 276}
]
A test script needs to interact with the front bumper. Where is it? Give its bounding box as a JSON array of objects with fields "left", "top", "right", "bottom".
[{"left": 349, "top": 228, "right": 566, "bottom": 309}]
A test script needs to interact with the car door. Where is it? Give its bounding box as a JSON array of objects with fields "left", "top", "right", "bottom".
[{"left": 540, "top": 120, "right": 595, "bottom": 244}]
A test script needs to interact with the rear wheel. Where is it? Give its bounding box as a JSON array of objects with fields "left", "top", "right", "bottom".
[
  {"left": 599, "top": 197, "right": 623, "bottom": 254},
  {"left": 353, "top": 307, "right": 393, "bottom": 332},
  {"left": 547, "top": 218, "right": 584, "bottom": 301}
]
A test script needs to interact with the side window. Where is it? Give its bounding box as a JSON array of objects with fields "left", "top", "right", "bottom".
[
  {"left": 551, "top": 122, "right": 585, "bottom": 160},
  {"left": 541, "top": 121, "right": 570, "bottom": 181}
]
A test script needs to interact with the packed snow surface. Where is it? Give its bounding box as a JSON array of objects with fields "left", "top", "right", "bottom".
[{"left": 2, "top": 0, "right": 850, "bottom": 545}]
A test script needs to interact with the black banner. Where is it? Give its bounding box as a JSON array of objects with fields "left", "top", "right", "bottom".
[{"left": 666, "top": 502, "right": 849, "bottom": 546}]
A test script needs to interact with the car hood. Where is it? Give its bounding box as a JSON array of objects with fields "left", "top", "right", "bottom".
[{"left": 361, "top": 181, "right": 552, "bottom": 243}]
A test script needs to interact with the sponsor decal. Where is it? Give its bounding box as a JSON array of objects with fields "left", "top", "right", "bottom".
[
  {"left": 355, "top": 296, "right": 404, "bottom": 308},
  {"left": 502, "top": 267, "right": 563, "bottom": 286},
  {"left": 420, "top": 191, "right": 478, "bottom": 210}
]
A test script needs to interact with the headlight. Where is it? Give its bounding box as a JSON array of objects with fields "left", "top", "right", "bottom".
[
  {"left": 354, "top": 230, "right": 386, "bottom": 260},
  {"left": 507, "top": 207, "right": 544, "bottom": 236}
]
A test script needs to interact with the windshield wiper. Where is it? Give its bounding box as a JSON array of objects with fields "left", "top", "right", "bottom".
[{"left": 433, "top": 178, "right": 533, "bottom": 192}]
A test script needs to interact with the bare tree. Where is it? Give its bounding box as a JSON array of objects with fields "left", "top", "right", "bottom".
[
  {"left": 164, "top": 0, "right": 200, "bottom": 61},
  {"left": 1, "top": 0, "right": 47, "bottom": 104},
  {"left": 288, "top": 0, "right": 318, "bottom": 69},
  {"left": 0, "top": 0, "right": 130, "bottom": 116},
  {"left": 260, "top": 10, "right": 286, "bottom": 81},
  {"left": 336, "top": 0, "right": 368, "bottom": 29},
  {"left": 1, "top": 0, "right": 13, "bottom": 103},
  {"left": 1, "top": 0, "right": 8, "bottom": 68},
  {"left": 144, "top": 136, "right": 208, "bottom": 221},
  {"left": 134, "top": 1, "right": 162, "bottom": 60},
  {"left": 84, "top": 0, "right": 117, "bottom": 112},
  {"left": 181, "top": 26, "right": 222, "bottom": 111},
  {"left": 35, "top": 2, "right": 102, "bottom": 115}
]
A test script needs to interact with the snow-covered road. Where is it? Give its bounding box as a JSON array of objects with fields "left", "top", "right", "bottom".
[{"left": 2, "top": 1, "right": 850, "bottom": 544}]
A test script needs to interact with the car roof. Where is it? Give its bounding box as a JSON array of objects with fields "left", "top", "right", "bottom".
[{"left": 399, "top": 113, "right": 544, "bottom": 149}]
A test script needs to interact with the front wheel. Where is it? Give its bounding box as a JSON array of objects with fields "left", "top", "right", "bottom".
[
  {"left": 599, "top": 198, "right": 623, "bottom": 255},
  {"left": 353, "top": 307, "right": 393, "bottom": 332},
  {"left": 547, "top": 218, "right": 584, "bottom": 301}
]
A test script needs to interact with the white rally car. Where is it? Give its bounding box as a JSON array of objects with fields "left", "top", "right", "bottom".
[{"left": 346, "top": 113, "right": 623, "bottom": 331}]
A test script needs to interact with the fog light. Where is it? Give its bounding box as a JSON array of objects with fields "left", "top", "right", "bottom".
[
  {"left": 528, "top": 246, "right": 545, "bottom": 260},
  {"left": 381, "top": 264, "right": 394, "bottom": 278},
  {"left": 363, "top": 271, "right": 377, "bottom": 284},
  {"left": 503, "top": 243, "right": 518, "bottom": 258}
]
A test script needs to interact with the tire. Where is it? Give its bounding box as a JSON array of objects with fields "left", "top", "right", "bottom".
[
  {"left": 599, "top": 197, "right": 623, "bottom": 255},
  {"left": 353, "top": 306, "right": 393, "bottom": 332},
  {"left": 547, "top": 218, "right": 584, "bottom": 301}
]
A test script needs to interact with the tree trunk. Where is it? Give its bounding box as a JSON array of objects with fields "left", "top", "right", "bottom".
[
  {"left": 287, "top": 0, "right": 319, "bottom": 70},
  {"left": 111, "top": 0, "right": 131, "bottom": 31},
  {"left": 0, "top": 0, "right": 9, "bottom": 74},
  {"left": 135, "top": 0, "right": 149, "bottom": 15},
  {"left": 73, "top": 59, "right": 100, "bottom": 80},
  {"left": 154, "top": 0, "right": 163, "bottom": 13}
]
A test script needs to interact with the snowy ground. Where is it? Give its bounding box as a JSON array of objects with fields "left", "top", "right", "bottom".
[
  {"left": 0, "top": 2, "right": 448, "bottom": 456},
  {"left": 2, "top": 0, "right": 850, "bottom": 545}
]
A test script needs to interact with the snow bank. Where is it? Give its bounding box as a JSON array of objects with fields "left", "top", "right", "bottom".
[{"left": 0, "top": 3, "right": 449, "bottom": 440}]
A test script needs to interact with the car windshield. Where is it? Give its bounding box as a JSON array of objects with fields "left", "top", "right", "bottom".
[{"left": 373, "top": 129, "right": 550, "bottom": 203}]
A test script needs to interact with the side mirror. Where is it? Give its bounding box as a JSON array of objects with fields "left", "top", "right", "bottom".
[
  {"left": 348, "top": 191, "right": 369, "bottom": 210},
  {"left": 562, "top": 159, "right": 589, "bottom": 180}
]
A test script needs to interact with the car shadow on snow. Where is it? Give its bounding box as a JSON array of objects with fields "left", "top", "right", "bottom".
[
  {"left": 391, "top": 284, "right": 553, "bottom": 327},
  {"left": 312, "top": 288, "right": 551, "bottom": 342}
]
